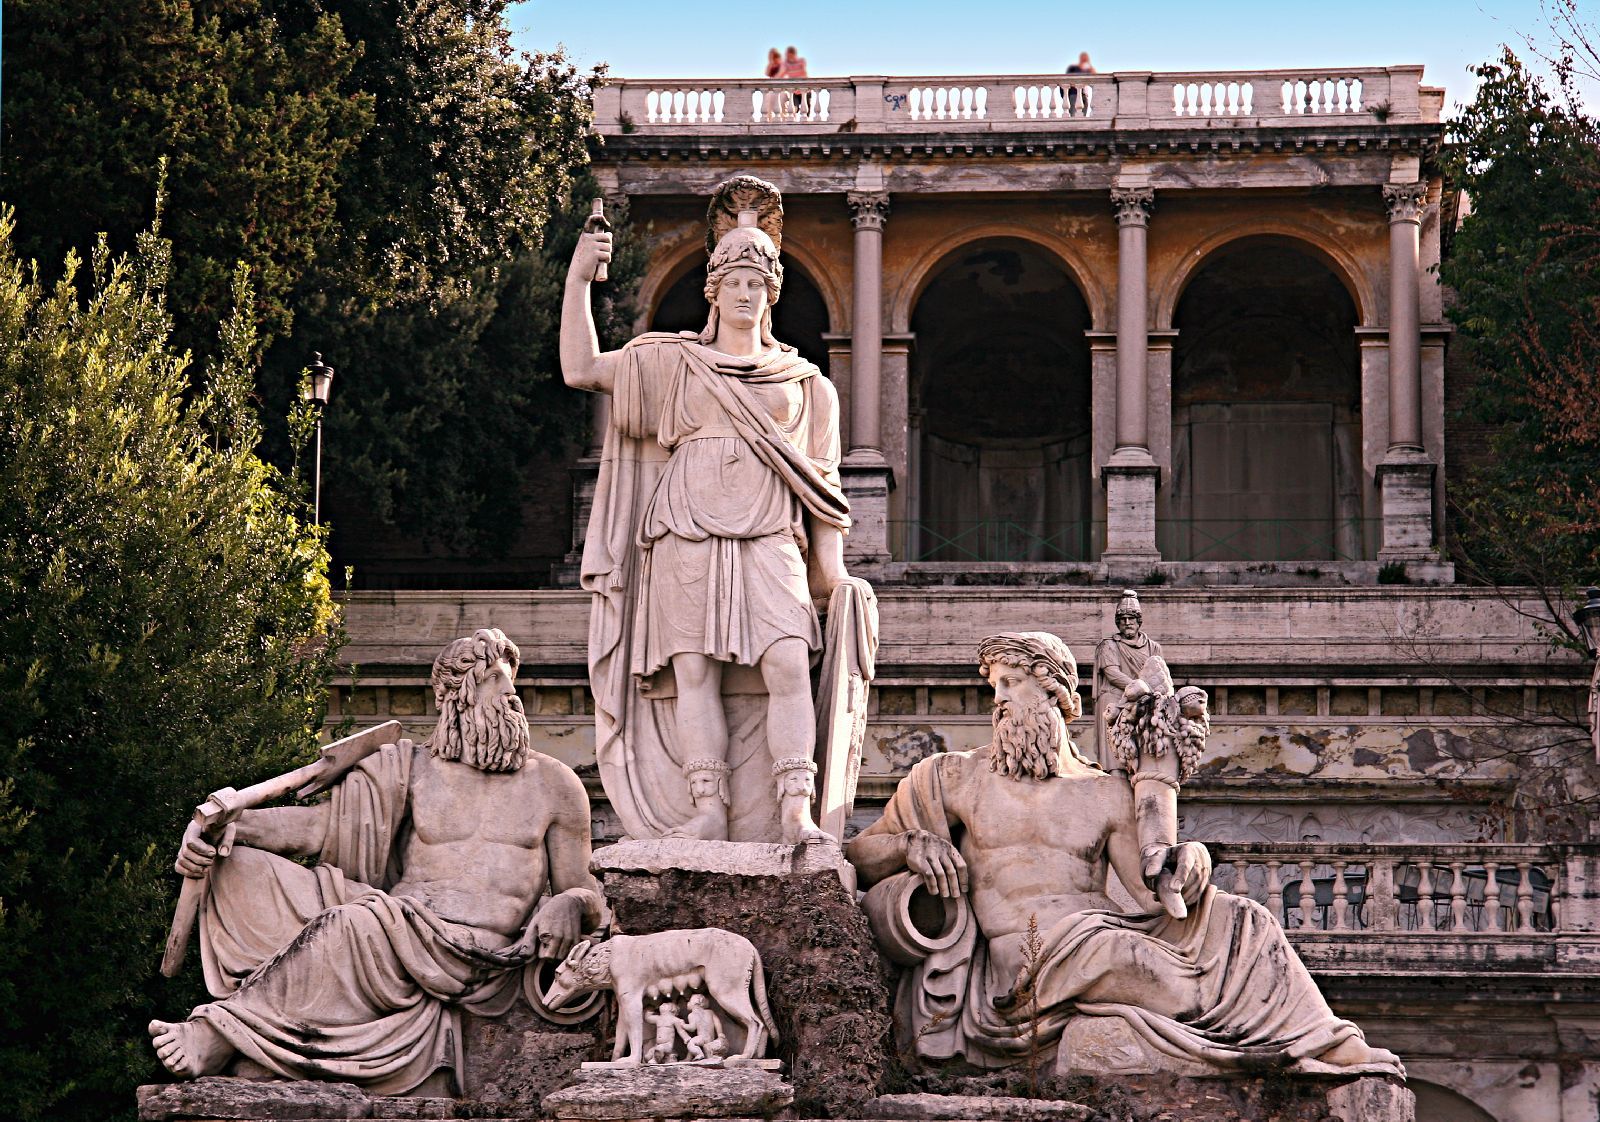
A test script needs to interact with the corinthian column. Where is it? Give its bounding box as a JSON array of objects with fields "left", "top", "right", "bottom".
[
  {"left": 842, "top": 190, "right": 892, "bottom": 568},
  {"left": 847, "top": 190, "right": 890, "bottom": 464},
  {"left": 1111, "top": 187, "right": 1155, "bottom": 461},
  {"left": 1376, "top": 181, "right": 1437, "bottom": 566},
  {"left": 1103, "top": 186, "right": 1161, "bottom": 571}
]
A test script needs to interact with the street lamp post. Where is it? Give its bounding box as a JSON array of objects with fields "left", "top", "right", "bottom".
[
  {"left": 304, "top": 353, "right": 335, "bottom": 525},
  {"left": 1574, "top": 587, "right": 1600, "bottom": 763}
]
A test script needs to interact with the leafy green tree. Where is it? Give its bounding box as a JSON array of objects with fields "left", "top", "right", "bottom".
[
  {"left": 1441, "top": 49, "right": 1600, "bottom": 622},
  {"left": 0, "top": 203, "right": 343, "bottom": 1121},
  {"left": 1, "top": 0, "right": 371, "bottom": 356}
]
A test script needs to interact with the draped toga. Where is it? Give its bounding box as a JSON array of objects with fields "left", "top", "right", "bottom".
[
  {"left": 859, "top": 751, "right": 1403, "bottom": 1076},
  {"left": 579, "top": 334, "right": 852, "bottom": 841},
  {"left": 189, "top": 745, "right": 556, "bottom": 1094}
]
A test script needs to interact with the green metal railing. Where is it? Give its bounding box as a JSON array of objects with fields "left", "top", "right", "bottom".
[
  {"left": 890, "top": 520, "right": 1101, "bottom": 563},
  {"left": 1156, "top": 518, "right": 1379, "bottom": 563}
]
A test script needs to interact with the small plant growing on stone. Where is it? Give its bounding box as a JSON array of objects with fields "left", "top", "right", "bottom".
[
  {"left": 1020, "top": 913, "right": 1045, "bottom": 1097},
  {"left": 1377, "top": 561, "right": 1411, "bottom": 584}
]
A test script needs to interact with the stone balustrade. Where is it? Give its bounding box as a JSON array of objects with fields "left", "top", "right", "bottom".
[
  {"left": 1205, "top": 842, "right": 1600, "bottom": 939},
  {"left": 593, "top": 66, "right": 1436, "bottom": 135}
]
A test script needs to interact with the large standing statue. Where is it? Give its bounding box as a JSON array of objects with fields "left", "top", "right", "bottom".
[
  {"left": 148, "top": 629, "right": 605, "bottom": 1094},
  {"left": 562, "top": 176, "right": 876, "bottom": 845},
  {"left": 1092, "top": 589, "right": 1163, "bottom": 771},
  {"left": 845, "top": 631, "right": 1402, "bottom": 1077}
]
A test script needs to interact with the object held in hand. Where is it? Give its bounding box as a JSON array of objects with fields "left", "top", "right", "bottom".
[{"left": 585, "top": 199, "right": 612, "bottom": 282}]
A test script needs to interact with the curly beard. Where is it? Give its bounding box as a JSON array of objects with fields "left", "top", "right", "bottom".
[
  {"left": 430, "top": 685, "right": 531, "bottom": 773},
  {"left": 988, "top": 694, "right": 1065, "bottom": 781}
]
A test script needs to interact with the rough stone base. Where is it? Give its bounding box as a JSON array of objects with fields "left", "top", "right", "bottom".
[
  {"left": 593, "top": 839, "right": 894, "bottom": 1118},
  {"left": 135, "top": 1077, "right": 543, "bottom": 1120},
  {"left": 542, "top": 1062, "right": 793, "bottom": 1120},
  {"left": 885, "top": 1072, "right": 1413, "bottom": 1122}
]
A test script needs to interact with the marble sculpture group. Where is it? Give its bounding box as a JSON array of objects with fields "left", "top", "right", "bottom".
[{"left": 147, "top": 176, "right": 1405, "bottom": 1107}]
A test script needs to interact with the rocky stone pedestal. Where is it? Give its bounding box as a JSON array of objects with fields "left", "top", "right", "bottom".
[
  {"left": 543, "top": 1060, "right": 791, "bottom": 1120},
  {"left": 592, "top": 838, "right": 892, "bottom": 1118}
]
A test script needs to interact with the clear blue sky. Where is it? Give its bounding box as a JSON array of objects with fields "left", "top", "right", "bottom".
[{"left": 506, "top": 0, "right": 1577, "bottom": 113}]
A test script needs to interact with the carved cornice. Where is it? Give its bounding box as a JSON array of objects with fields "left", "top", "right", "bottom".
[
  {"left": 1111, "top": 186, "right": 1155, "bottom": 226},
  {"left": 1382, "top": 182, "right": 1427, "bottom": 224},
  {"left": 847, "top": 190, "right": 891, "bottom": 230}
]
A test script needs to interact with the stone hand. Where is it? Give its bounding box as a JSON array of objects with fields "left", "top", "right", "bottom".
[
  {"left": 176, "top": 813, "right": 238, "bottom": 877},
  {"left": 906, "top": 829, "right": 968, "bottom": 899},
  {"left": 1144, "top": 842, "right": 1211, "bottom": 918},
  {"left": 568, "top": 231, "right": 613, "bottom": 283},
  {"left": 517, "top": 892, "right": 585, "bottom": 962}
]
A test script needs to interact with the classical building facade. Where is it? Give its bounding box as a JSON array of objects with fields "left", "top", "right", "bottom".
[{"left": 335, "top": 66, "right": 1600, "bottom": 1120}]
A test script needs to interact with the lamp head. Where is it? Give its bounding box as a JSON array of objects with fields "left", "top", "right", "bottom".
[
  {"left": 304, "top": 353, "right": 335, "bottom": 406},
  {"left": 1575, "top": 587, "right": 1600, "bottom": 657}
]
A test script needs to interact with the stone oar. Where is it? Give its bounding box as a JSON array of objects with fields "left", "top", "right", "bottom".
[{"left": 159, "top": 720, "right": 403, "bottom": 977}]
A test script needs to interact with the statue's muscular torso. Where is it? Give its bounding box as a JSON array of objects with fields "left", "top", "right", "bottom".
[
  {"left": 391, "top": 747, "right": 588, "bottom": 939},
  {"left": 935, "top": 750, "right": 1150, "bottom": 940}
]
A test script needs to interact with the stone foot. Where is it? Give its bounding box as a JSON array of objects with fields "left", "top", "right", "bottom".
[
  {"left": 1319, "top": 1035, "right": 1405, "bottom": 1073},
  {"left": 778, "top": 795, "right": 829, "bottom": 846},
  {"left": 149, "top": 1018, "right": 234, "bottom": 1079},
  {"left": 663, "top": 803, "right": 729, "bottom": 842}
]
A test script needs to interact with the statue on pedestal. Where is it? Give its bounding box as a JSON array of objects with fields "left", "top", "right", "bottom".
[
  {"left": 148, "top": 629, "right": 605, "bottom": 1094},
  {"left": 562, "top": 175, "right": 876, "bottom": 845},
  {"left": 846, "top": 631, "right": 1403, "bottom": 1078},
  {"left": 1093, "top": 589, "right": 1163, "bottom": 772}
]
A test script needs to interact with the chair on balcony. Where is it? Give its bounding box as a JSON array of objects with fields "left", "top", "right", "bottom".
[
  {"left": 1396, "top": 864, "right": 1554, "bottom": 931},
  {"left": 1279, "top": 871, "right": 1367, "bottom": 930}
]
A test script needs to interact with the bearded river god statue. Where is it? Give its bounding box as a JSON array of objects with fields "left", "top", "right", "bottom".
[
  {"left": 148, "top": 629, "right": 605, "bottom": 1094},
  {"left": 845, "top": 631, "right": 1404, "bottom": 1079},
  {"left": 562, "top": 176, "right": 877, "bottom": 845}
]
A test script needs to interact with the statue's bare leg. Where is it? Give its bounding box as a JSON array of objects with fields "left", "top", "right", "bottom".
[
  {"left": 666, "top": 653, "right": 730, "bottom": 841},
  {"left": 760, "top": 637, "right": 827, "bottom": 845},
  {"left": 148, "top": 1018, "right": 234, "bottom": 1079}
]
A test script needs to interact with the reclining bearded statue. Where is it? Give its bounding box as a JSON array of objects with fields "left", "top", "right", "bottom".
[
  {"left": 845, "top": 631, "right": 1403, "bottom": 1078},
  {"left": 148, "top": 628, "right": 605, "bottom": 1094}
]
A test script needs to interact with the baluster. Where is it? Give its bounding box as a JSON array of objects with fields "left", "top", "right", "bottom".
[
  {"left": 1449, "top": 861, "right": 1467, "bottom": 931},
  {"left": 687, "top": 90, "right": 702, "bottom": 123},
  {"left": 1173, "top": 84, "right": 1186, "bottom": 116},
  {"left": 1517, "top": 861, "right": 1535, "bottom": 931},
  {"left": 667, "top": 90, "right": 681, "bottom": 123},
  {"left": 1281, "top": 80, "right": 1294, "bottom": 115},
  {"left": 1328, "top": 861, "right": 1348, "bottom": 930},
  {"left": 1014, "top": 86, "right": 1027, "bottom": 119},
  {"left": 1080, "top": 84, "right": 1092, "bottom": 117},
  {"left": 1369, "top": 858, "right": 1394, "bottom": 932},
  {"left": 1199, "top": 83, "right": 1213, "bottom": 118},
  {"left": 922, "top": 88, "right": 935, "bottom": 120},
  {"left": 934, "top": 87, "right": 948, "bottom": 120},
  {"left": 1417, "top": 861, "right": 1435, "bottom": 931},
  {"left": 750, "top": 90, "right": 763, "bottom": 123},
  {"left": 1297, "top": 859, "right": 1314, "bottom": 930},
  {"left": 1482, "top": 861, "right": 1501, "bottom": 932},
  {"left": 1267, "top": 860, "right": 1284, "bottom": 921},
  {"left": 957, "top": 87, "right": 970, "bottom": 119},
  {"left": 1231, "top": 860, "right": 1249, "bottom": 897},
  {"left": 712, "top": 90, "right": 725, "bottom": 123},
  {"left": 909, "top": 88, "right": 923, "bottom": 121},
  {"left": 1336, "top": 78, "right": 1350, "bottom": 112},
  {"left": 646, "top": 90, "right": 661, "bottom": 124},
  {"left": 1323, "top": 79, "right": 1337, "bottom": 113},
  {"left": 1350, "top": 78, "right": 1364, "bottom": 112},
  {"left": 1241, "top": 81, "right": 1254, "bottom": 115},
  {"left": 974, "top": 86, "right": 988, "bottom": 119},
  {"left": 1187, "top": 82, "right": 1201, "bottom": 116},
  {"left": 1054, "top": 85, "right": 1067, "bottom": 118},
  {"left": 816, "top": 88, "right": 830, "bottom": 122},
  {"left": 1023, "top": 85, "right": 1037, "bottom": 118}
]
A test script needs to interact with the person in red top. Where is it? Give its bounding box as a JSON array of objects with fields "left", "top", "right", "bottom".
[{"left": 778, "top": 45, "right": 807, "bottom": 79}]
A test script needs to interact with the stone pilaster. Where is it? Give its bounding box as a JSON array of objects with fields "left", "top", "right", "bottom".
[
  {"left": 843, "top": 190, "right": 893, "bottom": 567},
  {"left": 1379, "top": 182, "right": 1437, "bottom": 564},
  {"left": 1104, "top": 186, "right": 1160, "bottom": 568}
]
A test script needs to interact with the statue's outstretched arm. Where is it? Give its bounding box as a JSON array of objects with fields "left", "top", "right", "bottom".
[{"left": 561, "top": 230, "right": 616, "bottom": 393}]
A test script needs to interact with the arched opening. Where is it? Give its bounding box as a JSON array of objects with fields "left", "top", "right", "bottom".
[
  {"left": 1411, "top": 1080, "right": 1500, "bottom": 1122},
  {"left": 907, "top": 241, "right": 1093, "bottom": 562},
  {"left": 1163, "top": 242, "right": 1366, "bottom": 562},
  {"left": 650, "top": 256, "right": 831, "bottom": 372}
]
